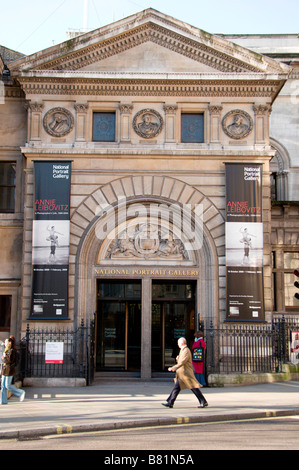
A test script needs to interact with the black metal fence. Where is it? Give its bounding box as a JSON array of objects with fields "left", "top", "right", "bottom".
[
  {"left": 19, "top": 319, "right": 95, "bottom": 385},
  {"left": 204, "top": 315, "right": 299, "bottom": 375},
  {"left": 18, "top": 315, "right": 298, "bottom": 384}
]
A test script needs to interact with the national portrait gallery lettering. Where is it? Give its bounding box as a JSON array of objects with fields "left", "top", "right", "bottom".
[
  {"left": 94, "top": 267, "right": 199, "bottom": 277},
  {"left": 30, "top": 161, "right": 71, "bottom": 320},
  {"left": 225, "top": 163, "right": 265, "bottom": 321}
]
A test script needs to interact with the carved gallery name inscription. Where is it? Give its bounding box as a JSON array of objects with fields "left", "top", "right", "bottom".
[{"left": 94, "top": 267, "right": 199, "bottom": 277}]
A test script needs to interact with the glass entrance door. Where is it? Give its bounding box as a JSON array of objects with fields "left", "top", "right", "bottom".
[
  {"left": 151, "top": 281, "right": 196, "bottom": 372},
  {"left": 96, "top": 280, "right": 141, "bottom": 371}
]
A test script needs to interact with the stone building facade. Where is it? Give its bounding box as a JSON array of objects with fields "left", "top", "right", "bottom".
[{"left": 0, "top": 9, "right": 298, "bottom": 378}]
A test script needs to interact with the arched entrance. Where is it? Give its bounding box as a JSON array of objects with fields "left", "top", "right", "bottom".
[{"left": 72, "top": 176, "right": 223, "bottom": 378}]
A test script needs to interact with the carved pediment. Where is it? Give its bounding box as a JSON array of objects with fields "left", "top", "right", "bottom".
[
  {"left": 9, "top": 9, "right": 289, "bottom": 77},
  {"left": 98, "top": 217, "right": 197, "bottom": 266}
]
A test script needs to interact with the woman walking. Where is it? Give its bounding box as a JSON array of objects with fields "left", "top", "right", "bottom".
[{"left": 0, "top": 337, "right": 25, "bottom": 405}]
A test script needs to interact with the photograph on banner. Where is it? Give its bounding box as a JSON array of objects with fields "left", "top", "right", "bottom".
[
  {"left": 32, "top": 220, "right": 70, "bottom": 265},
  {"left": 225, "top": 222, "right": 263, "bottom": 267}
]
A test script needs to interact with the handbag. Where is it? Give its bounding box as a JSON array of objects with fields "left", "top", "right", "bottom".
[{"left": 192, "top": 340, "right": 204, "bottom": 363}]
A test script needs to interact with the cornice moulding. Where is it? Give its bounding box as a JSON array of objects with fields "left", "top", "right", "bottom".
[
  {"left": 17, "top": 76, "right": 286, "bottom": 99},
  {"left": 20, "top": 146, "right": 275, "bottom": 158}
]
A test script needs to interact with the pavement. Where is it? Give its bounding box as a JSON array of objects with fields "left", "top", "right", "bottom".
[{"left": 1, "top": 379, "right": 299, "bottom": 440}]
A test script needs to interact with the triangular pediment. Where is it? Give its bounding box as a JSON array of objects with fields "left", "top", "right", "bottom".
[
  {"left": 9, "top": 9, "right": 289, "bottom": 76},
  {"left": 80, "top": 42, "right": 219, "bottom": 74}
]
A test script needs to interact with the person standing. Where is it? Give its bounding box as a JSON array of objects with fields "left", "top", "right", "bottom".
[
  {"left": 0, "top": 337, "right": 25, "bottom": 405},
  {"left": 162, "top": 337, "right": 208, "bottom": 408},
  {"left": 192, "top": 331, "right": 207, "bottom": 387}
]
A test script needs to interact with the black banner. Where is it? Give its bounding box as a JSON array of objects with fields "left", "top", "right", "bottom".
[
  {"left": 225, "top": 163, "right": 265, "bottom": 321},
  {"left": 30, "top": 162, "right": 71, "bottom": 320}
]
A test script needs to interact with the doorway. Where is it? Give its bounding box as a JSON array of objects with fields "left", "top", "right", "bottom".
[
  {"left": 151, "top": 281, "right": 196, "bottom": 371},
  {"left": 96, "top": 279, "right": 196, "bottom": 373},
  {"left": 96, "top": 280, "right": 141, "bottom": 371}
]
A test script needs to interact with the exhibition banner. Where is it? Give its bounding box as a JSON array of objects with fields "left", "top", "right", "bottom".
[
  {"left": 225, "top": 163, "right": 265, "bottom": 321},
  {"left": 30, "top": 161, "right": 71, "bottom": 319}
]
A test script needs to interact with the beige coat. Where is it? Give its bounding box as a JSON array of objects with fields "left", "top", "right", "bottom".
[{"left": 171, "top": 346, "right": 201, "bottom": 390}]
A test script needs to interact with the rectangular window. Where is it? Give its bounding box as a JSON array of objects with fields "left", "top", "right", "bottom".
[
  {"left": 284, "top": 273, "right": 299, "bottom": 308},
  {"left": 0, "top": 162, "right": 16, "bottom": 213},
  {"left": 181, "top": 113, "right": 204, "bottom": 143},
  {"left": 284, "top": 253, "right": 299, "bottom": 309},
  {"left": 0, "top": 295, "right": 11, "bottom": 331},
  {"left": 92, "top": 112, "right": 115, "bottom": 142}
]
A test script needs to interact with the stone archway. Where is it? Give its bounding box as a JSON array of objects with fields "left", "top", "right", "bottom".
[{"left": 70, "top": 175, "right": 225, "bottom": 328}]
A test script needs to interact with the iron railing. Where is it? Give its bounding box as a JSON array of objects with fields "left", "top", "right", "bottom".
[
  {"left": 18, "top": 315, "right": 298, "bottom": 384},
  {"left": 20, "top": 319, "right": 95, "bottom": 385},
  {"left": 204, "top": 315, "right": 299, "bottom": 375}
]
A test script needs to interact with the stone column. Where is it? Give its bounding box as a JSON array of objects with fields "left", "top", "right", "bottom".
[
  {"left": 163, "top": 105, "right": 178, "bottom": 143},
  {"left": 28, "top": 102, "right": 44, "bottom": 142},
  {"left": 208, "top": 105, "right": 223, "bottom": 147},
  {"left": 253, "top": 104, "right": 271, "bottom": 146},
  {"left": 141, "top": 277, "right": 152, "bottom": 379},
  {"left": 74, "top": 103, "right": 88, "bottom": 142},
  {"left": 119, "top": 104, "right": 133, "bottom": 143}
]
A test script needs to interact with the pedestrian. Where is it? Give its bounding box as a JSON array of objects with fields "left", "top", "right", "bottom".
[
  {"left": 162, "top": 337, "right": 208, "bottom": 408},
  {"left": 192, "top": 330, "right": 207, "bottom": 386},
  {"left": 0, "top": 337, "right": 25, "bottom": 405}
]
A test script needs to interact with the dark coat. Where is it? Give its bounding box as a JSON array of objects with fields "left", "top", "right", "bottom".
[{"left": 2, "top": 348, "right": 16, "bottom": 376}]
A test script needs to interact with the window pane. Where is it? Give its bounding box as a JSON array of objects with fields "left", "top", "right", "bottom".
[
  {"left": 98, "top": 281, "right": 141, "bottom": 299},
  {"left": 0, "top": 295, "right": 11, "bottom": 329},
  {"left": 0, "top": 163, "right": 16, "bottom": 213},
  {"left": 181, "top": 113, "right": 204, "bottom": 143},
  {"left": 284, "top": 252, "right": 299, "bottom": 270},
  {"left": 284, "top": 273, "right": 299, "bottom": 308},
  {"left": 93, "top": 112, "right": 115, "bottom": 141},
  {"left": 0, "top": 187, "right": 15, "bottom": 212},
  {"left": 0, "top": 162, "right": 16, "bottom": 186},
  {"left": 152, "top": 281, "right": 195, "bottom": 299}
]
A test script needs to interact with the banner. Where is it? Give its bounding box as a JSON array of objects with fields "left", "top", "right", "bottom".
[
  {"left": 225, "top": 163, "right": 265, "bottom": 321},
  {"left": 30, "top": 162, "right": 71, "bottom": 319}
]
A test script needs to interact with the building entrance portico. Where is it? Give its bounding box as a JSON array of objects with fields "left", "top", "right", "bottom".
[{"left": 74, "top": 175, "right": 221, "bottom": 379}]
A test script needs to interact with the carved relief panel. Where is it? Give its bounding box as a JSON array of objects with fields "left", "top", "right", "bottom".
[{"left": 43, "top": 107, "right": 74, "bottom": 137}]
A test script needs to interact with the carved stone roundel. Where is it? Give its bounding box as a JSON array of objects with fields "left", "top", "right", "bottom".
[
  {"left": 133, "top": 109, "right": 163, "bottom": 139},
  {"left": 43, "top": 107, "right": 74, "bottom": 137},
  {"left": 222, "top": 109, "right": 253, "bottom": 140}
]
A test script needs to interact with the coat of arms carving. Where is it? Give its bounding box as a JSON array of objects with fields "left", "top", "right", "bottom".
[{"left": 106, "top": 223, "right": 188, "bottom": 261}]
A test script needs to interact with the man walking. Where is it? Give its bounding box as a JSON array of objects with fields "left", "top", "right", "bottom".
[{"left": 162, "top": 337, "right": 208, "bottom": 408}]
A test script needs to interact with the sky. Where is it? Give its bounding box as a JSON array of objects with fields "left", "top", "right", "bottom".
[{"left": 1, "top": 0, "right": 299, "bottom": 56}]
